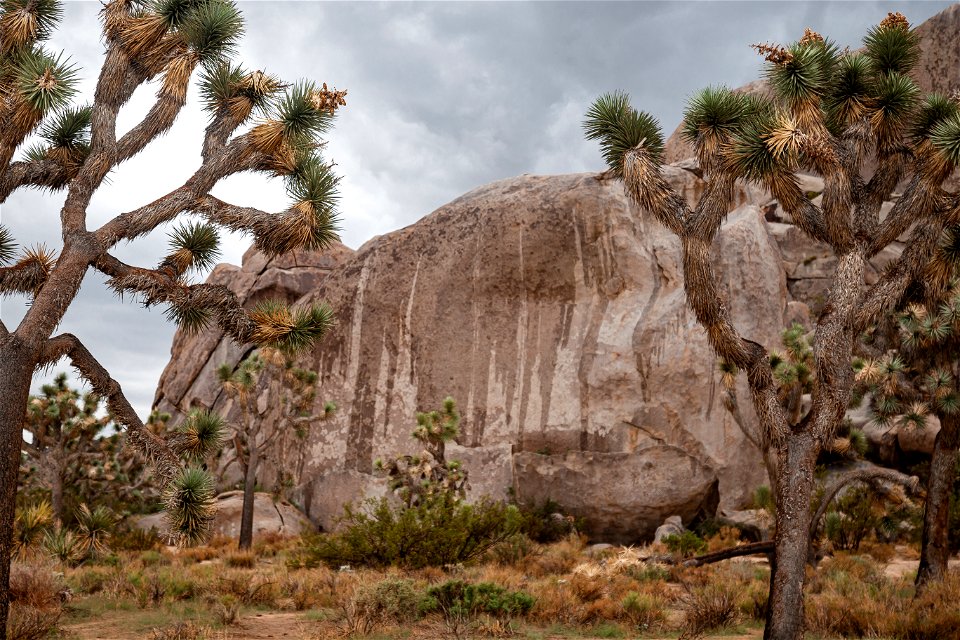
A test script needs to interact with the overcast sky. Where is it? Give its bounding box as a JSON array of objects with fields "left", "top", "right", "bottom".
[{"left": 0, "top": 0, "right": 953, "bottom": 416}]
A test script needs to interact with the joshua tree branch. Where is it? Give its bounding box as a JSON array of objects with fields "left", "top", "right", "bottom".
[
  {"left": 0, "top": 160, "right": 72, "bottom": 203},
  {"left": 94, "top": 137, "right": 261, "bottom": 246},
  {"left": 93, "top": 253, "right": 258, "bottom": 344},
  {"left": 36, "top": 333, "right": 182, "bottom": 486},
  {"left": 855, "top": 209, "right": 957, "bottom": 332},
  {"left": 0, "top": 260, "right": 53, "bottom": 296}
]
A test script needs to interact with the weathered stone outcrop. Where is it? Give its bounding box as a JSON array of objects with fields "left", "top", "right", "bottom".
[
  {"left": 510, "top": 447, "right": 720, "bottom": 544},
  {"left": 155, "top": 167, "right": 788, "bottom": 542}
]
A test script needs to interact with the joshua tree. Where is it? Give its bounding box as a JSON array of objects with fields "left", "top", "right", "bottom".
[
  {"left": 376, "top": 397, "right": 468, "bottom": 508},
  {"left": 217, "top": 348, "right": 325, "bottom": 549},
  {"left": 0, "top": 0, "right": 342, "bottom": 630},
  {"left": 20, "top": 373, "right": 111, "bottom": 523},
  {"left": 585, "top": 14, "right": 960, "bottom": 639},
  {"left": 854, "top": 248, "right": 960, "bottom": 589}
]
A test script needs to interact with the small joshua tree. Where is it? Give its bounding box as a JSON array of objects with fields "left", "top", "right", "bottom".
[
  {"left": 217, "top": 348, "right": 325, "bottom": 549},
  {"left": 376, "top": 397, "right": 468, "bottom": 508},
  {"left": 0, "top": 0, "right": 343, "bottom": 629},
  {"left": 586, "top": 13, "right": 960, "bottom": 640},
  {"left": 854, "top": 251, "right": 960, "bottom": 588},
  {"left": 20, "top": 373, "right": 111, "bottom": 523}
]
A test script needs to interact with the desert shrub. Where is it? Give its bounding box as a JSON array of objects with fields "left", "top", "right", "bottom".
[
  {"left": 178, "top": 546, "right": 219, "bottom": 564},
  {"left": 9, "top": 564, "right": 65, "bottom": 611},
  {"left": 515, "top": 499, "right": 580, "bottom": 543},
  {"left": 41, "top": 526, "right": 81, "bottom": 565},
  {"left": 150, "top": 621, "right": 210, "bottom": 640},
  {"left": 705, "top": 526, "right": 742, "bottom": 552},
  {"left": 622, "top": 563, "right": 670, "bottom": 583},
  {"left": 7, "top": 605, "right": 59, "bottom": 640},
  {"left": 527, "top": 579, "right": 581, "bottom": 626},
  {"left": 215, "top": 571, "right": 278, "bottom": 606},
  {"left": 569, "top": 571, "right": 605, "bottom": 602},
  {"left": 224, "top": 551, "right": 256, "bottom": 568},
  {"left": 526, "top": 533, "right": 586, "bottom": 577},
  {"left": 488, "top": 533, "right": 538, "bottom": 566},
  {"left": 111, "top": 526, "right": 163, "bottom": 552},
  {"left": 752, "top": 485, "right": 775, "bottom": 513},
  {"left": 662, "top": 531, "right": 707, "bottom": 558},
  {"left": 351, "top": 578, "right": 420, "bottom": 625},
  {"left": 738, "top": 581, "right": 769, "bottom": 621},
  {"left": 678, "top": 581, "right": 740, "bottom": 639},
  {"left": 139, "top": 550, "right": 170, "bottom": 568},
  {"left": 213, "top": 595, "right": 240, "bottom": 626},
  {"left": 897, "top": 573, "right": 960, "bottom": 639},
  {"left": 620, "top": 590, "right": 666, "bottom": 631},
  {"left": 293, "top": 494, "right": 521, "bottom": 569},
  {"left": 70, "top": 566, "right": 113, "bottom": 595},
  {"left": 7, "top": 563, "right": 66, "bottom": 640},
  {"left": 423, "top": 580, "right": 535, "bottom": 625}
]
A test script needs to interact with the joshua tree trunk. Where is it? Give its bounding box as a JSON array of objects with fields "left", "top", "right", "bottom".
[
  {"left": 916, "top": 412, "right": 960, "bottom": 590},
  {"left": 238, "top": 439, "right": 259, "bottom": 550},
  {"left": 51, "top": 469, "right": 65, "bottom": 525},
  {"left": 764, "top": 432, "right": 819, "bottom": 640},
  {"left": 0, "top": 342, "right": 36, "bottom": 638}
]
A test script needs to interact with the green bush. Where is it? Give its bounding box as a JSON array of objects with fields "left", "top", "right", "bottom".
[
  {"left": 423, "top": 580, "right": 535, "bottom": 624},
  {"left": 290, "top": 493, "right": 521, "bottom": 569},
  {"left": 352, "top": 578, "right": 420, "bottom": 623},
  {"left": 515, "top": 499, "right": 580, "bottom": 543},
  {"left": 661, "top": 531, "right": 707, "bottom": 558}
]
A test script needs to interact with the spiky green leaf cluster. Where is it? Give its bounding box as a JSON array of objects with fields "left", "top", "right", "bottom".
[
  {"left": 276, "top": 81, "right": 335, "bottom": 142},
  {"left": 0, "top": 226, "right": 16, "bottom": 264},
  {"left": 681, "top": 86, "right": 749, "bottom": 144},
  {"left": 911, "top": 94, "right": 960, "bottom": 142},
  {"left": 152, "top": 0, "right": 202, "bottom": 27},
  {"left": 583, "top": 91, "right": 663, "bottom": 177},
  {"left": 723, "top": 110, "right": 783, "bottom": 181},
  {"left": 766, "top": 39, "right": 840, "bottom": 105},
  {"left": 251, "top": 300, "right": 335, "bottom": 353},
  {"left": 37, "top": 104, "right": 91, "bottom": 149},
  {"left": 13, "top": 47, "right": 78, "bottom": 112},
  {"left": 177, "top": 409, "right": 224, "bottom": 460},
  {"left": 163, "top": 300, "right": 213, "bottom": 334},
  {"left": 178, "top": 0, "right": 243, "bottom": 65},
  {"left": 167, "top": 220, "right": 221, "bottom": 273},
  {"left": 930, "top": 113, "right": 960, "bottom": 169},
  {"left": 863, "top": 19, "right": 921, "bottom": 76},
  {"left": 164, "top": 467, "right": 216, "bottom": 546},
  {"left": 824, "top": 54, "right": 872, "bottom": 131},
  {"left": 198, "top": 62, "right": 244, "bottom": 111}
]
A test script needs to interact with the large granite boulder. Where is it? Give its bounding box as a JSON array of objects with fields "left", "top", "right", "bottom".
[{"left": 155, "top": 166, "right": 787, "bottom": 542}]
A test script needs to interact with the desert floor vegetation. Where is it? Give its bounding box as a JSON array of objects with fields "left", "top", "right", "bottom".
[{"left": 4, "top": 525, "right": 953, "bottom": 640}]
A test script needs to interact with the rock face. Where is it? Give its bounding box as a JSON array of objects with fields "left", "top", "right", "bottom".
[
  {"left": 136, "top": 491, "right": 313, "bottom": 539},
  {"left": 155, "top": 167, "right": 788, "bottom": 543},
  {"left": 514, "top": 450, "right": 718, "bottom": 544}
]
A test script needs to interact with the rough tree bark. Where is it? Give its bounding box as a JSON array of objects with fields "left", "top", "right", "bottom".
[
  {"left": 238, "top": 440, "right": 259, "bottom": 550},
  {"left": 916, "top": 412, "right": 960, "bottom": 589}
]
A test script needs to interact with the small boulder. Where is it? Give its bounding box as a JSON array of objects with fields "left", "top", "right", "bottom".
[{"left": 653, "top": 515, "right": 685, "bottom": 543}]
